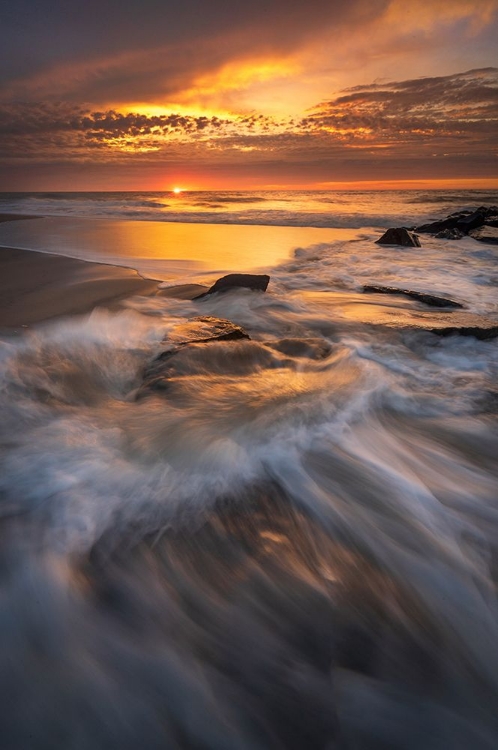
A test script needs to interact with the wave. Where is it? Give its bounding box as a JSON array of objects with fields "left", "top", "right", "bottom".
[
  {"left": 1, "top": 189, "right": 496, "bottom": 230},
  {"left": 1, "top": 284, "right": 497, "bottom": 746}
]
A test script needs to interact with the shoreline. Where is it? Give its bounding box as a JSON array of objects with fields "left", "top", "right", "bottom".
[
  {"left": 0, "top": 214, "right": 221, "bottom": 330},
  {"left": 0, "top": 245, "right": 159, "bottom": 331}
]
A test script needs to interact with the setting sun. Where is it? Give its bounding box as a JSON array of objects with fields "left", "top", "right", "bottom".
[{"left": 172, "top": 187, "right": 183, "bottom": 194}]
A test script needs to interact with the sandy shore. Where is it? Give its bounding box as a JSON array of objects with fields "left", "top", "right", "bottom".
[{"left": 0, "top": 245, "right": 159, "bottom": 331}]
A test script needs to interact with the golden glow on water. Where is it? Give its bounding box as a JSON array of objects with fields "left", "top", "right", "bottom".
[
  {"left": 0, "top": 217, "right": 360, "bottom": 281},
  {"left": 100, "top": 221, "right": 358, "bottom": 275}
]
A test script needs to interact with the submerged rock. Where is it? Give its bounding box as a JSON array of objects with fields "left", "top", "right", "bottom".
[
  {"left": 435, "top": 228, "right": 464, "bottom": 240},
  {"left": 362, "top": 285, "right": 463, "bottom": 309},
  {"left": 193, "top": 273, "right": 270, "bottom": 300},
  {"left": 137, "top": 316, "right": 250, "bottom": 397},
  {"left": 468, "top": 226, "right": 498, "bottom": 245},
  {"left": 370, "top": 311, "right": 498, "bottom": 340},
  {"left": 264, "top": 337, "right": 332, "bottom": 359},
  {"left": 164, "top": 316, "right": 250, "bottom": 346},
  {"left": 376, "top": 228, "right": 421, "bottom": 247}
]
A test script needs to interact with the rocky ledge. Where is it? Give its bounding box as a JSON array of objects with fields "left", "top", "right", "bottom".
[
  {"left": 416, "top": 205, "right": 498, "bottom": 243},
  {"left": 137, "top": 316, "right": 250, "bottom": 397},
  {"left": 362, "top": 285, "right": 463, "bottom": 309},
  {"left": 369, "top": 310, "right": 498, "bottom": 340}
]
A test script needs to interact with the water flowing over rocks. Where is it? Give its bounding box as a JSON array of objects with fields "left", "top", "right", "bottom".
[
  {"left": 2, "top": 197, "right": 498, "bottom": 750},
  {"left": 137, "top": 316, "right": 251, "bottom": 396},
  {"left": 362, "top": 285, "right": 464, "bottom": 309},
  {"left": 370, "top": 311, "right": 498, "bottom": 340},
  {"left": 376, "top": 228, "right": 421, "bottom": 247},
  {"left": 193, "top": 273, "right": 270, "bottom": 299}
]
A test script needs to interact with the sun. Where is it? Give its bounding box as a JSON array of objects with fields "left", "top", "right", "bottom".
[{"left": 172, "top": 187, "right": 183, "bottom": 194}]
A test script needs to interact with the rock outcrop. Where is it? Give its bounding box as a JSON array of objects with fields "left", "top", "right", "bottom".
[
  {"left": 368, "top": 311, "right": 498, "bottom": 340},
  {"left": 362, "top": 285, "right": 463, "bottom": 308},
  {"left": 416, "top": 206, "right": 498, "bottom": 243},
  {"left": 193, "top": 273, "right": 270, "bottom": 300},
  {"left": 376, "top": 228, "right": 421, "bottom": 247},
  {"left": 137, "top": 316, "right": 250, "bottom": 397}
]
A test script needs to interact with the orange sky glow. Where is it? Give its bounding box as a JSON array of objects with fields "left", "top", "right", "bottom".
[{"left": 0, "top": 0, "right": 497, "bottom": 190}]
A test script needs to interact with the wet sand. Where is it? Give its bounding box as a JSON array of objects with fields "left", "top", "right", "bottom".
[{"left": 0, "top": 245, "right": 159, "bottom": 331}]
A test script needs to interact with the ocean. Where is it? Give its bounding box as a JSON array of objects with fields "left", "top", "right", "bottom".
[{"left": 0, "top": 190, "right": 497, "bottom": 748}]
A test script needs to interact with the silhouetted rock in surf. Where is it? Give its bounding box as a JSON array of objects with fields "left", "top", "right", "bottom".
[
  {"left": 376, "top": 228, "right": 421, "bottom": 247},
  {"left": 417, "top": 206, "right": 498, "bottom": 236},
  {"left": 455, "top": 208, "right": 486, "bottom": 232},
  {"left": 193, "top": 273, "right": 270, "bottom": 299},
  {"left": 362, "top": 285, "right": 463, "bottom": 309},
  {"left": 416, "top": 218, "right": 455, "bottom": 233}
]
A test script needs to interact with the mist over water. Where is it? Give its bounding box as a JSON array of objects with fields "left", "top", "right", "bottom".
[{"left": 1, "top": 190, "right": 498, "bottom": 748}]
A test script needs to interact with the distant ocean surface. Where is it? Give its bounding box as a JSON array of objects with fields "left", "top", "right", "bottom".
[
  {"left": 1, "top": 188, "right": 497, "bottom": 228},
  {"left": 1, "top": 189, "right": 498, "bottom": 748}
]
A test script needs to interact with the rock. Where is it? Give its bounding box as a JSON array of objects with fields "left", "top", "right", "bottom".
[
  {"left": 417, "top": 206, "right": 498, "bottom": 235},
  {"left": 369, "top": 311, "right": 498, "bottom": 340},
  {"left": 137, "top": 316, "right": 250, "bottom": 397},
  {"left": 416, "top": 218, "right": 456, "bottom": 233},
  {"left": 435, "top": 228, "right": 464, "bottom": 240},
  {"left": 420, "top": 320, "right": 498, "bottom": 340},
  {"left": 164, "top": 316, "right": 250, "bottom": 346},
  {"left": 193, "top": 273, "right": 270, "bottom": 300},
  {"left": 455, "top": 209, "right": 486, "bottom": 232},
  {"left": 468, "top": 225, "right": 498, "bottom": 244},
  {"left": 362, "top": 285, "right": 463, "bottom": 308},
  {"left": 375, "top": 228, "right": 421, "bottom": 247}
]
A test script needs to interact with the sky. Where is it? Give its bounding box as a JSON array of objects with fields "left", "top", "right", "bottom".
[{"left": 1, "top": 0, "right": 497, "bottom": 190}]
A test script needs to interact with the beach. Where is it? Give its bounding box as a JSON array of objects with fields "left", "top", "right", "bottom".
[
  {"left": 0, "top": 215, "right": 155, "bottom": 331},
  {"left": 1, "top": 193, "right": 498, "bottom": 748}
]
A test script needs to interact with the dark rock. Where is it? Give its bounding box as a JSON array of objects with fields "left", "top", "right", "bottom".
[
  {"left": 416, "top": 218, "right": 456, "bottom": 234},
  {"left": 417, "top": 206, "right": 498, "bottom": 235},
  {"left": 468, "top": 225, "right": 498, "bottom": 244},
  {"left": 362, "top": 285, "right": 463, "bottom": 308},
  {"left": 483, "top": 215, "right": 498, "bottom": 228},
  {"left": 423, "top": 322, "right": 498, "bottom": 340},
  {"left": 369, "top": 311, "right": 498, "bottom": 340},
  {"left": 435, "top": 228, "right": 464, "bottom": 240},
  {"left": 375, "top": 228, "right": 421, "bottom": 247},
  {"left": 193, "top": 273, "right": 270, "bottom": 300},
  {"left": 455, "top": 209, "right": 486, "bottom": 232}
]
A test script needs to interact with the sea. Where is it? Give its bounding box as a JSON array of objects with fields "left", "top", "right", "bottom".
[{"left": 0, "top": 189, "right": 497, "bottom": 748}]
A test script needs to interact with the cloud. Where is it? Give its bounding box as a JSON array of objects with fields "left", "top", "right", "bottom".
[
  {"left": 0, "top": 0, "right": 389, "bottom": 103},
  {"left": 0, "top": 68, "right": 496, "bottom": 188},
  {"left": 301, "top": 69, "right": 498, "bottom": 150}
]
